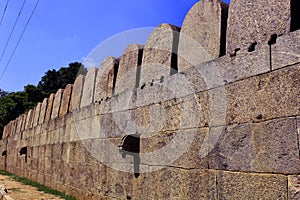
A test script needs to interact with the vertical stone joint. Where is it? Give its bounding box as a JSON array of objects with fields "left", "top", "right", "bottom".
[
  {"left": 291, "top": 0, "right": 300, "bottom": 32},
  {"left": 171, "top": 30, "right": 180, "bottom": 75},
  {"left": 220, "top": 2, "right": 229, "bottom": 57},
  {"left": 135, "top": 49, "right": 144, "bottom": 88},
  {"left": 112, "top": 62, "right": 119, "bottom": 95}
]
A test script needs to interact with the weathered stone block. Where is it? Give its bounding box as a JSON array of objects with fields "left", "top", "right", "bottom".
[
  {"left": 115, "top": 44, "right": 144, "bottom": 94},
  {"left": 217, "top": 171, "right": 287, "bottom": 199},
  {"left": 51, "top": 129, "right": 60, "bottom": 144},
  {"left": 78, "top": 163, "right": 94, "bottom": 191},
  {"left": 44, "top": 93, "right": 55, "bottom": 123},
  {"left": 59, "top": 84, "right": 72, "bottom": 116},
  {"left": 25, "top": 109, "right": 33, "bottom": 129},
  {"left": 91, "top": 162, "right": 107, "bottom": 196},
  {"left": 252, "top": 117, "right": 300, "bottom": 174},
  {"left": 107, "top": 109, "right": 136, "bottom": 137},
  {"left": 51, "top": 143, "right": 62, "bottom": 160},
  {"left": 69, "top": 123, "right": 80, "bottom": 142},
  {"left": 160, "top": 73, "right": 187, "bottom": 101},
  {"left": 104, "top": 167, "right": 133, "bottom": 200},
  {"left": 178, "top": 0, "right": 228, "bottom": 72},
  {"left": 51, "top": 89, "right": 64, "bottom": 119},
  {"left": 38, "top": 98, "right": 48, "bottom": 125},
  {"left": 136, "top": 83, "right": 165, "bottom": 108},
  {"left": 183, "top": 44, "right": 270, "bottom": 96},
  {"left": 3, "top": 122, "right": 10, "bottom": 139},
  {"left": 227, "top": 0, "right": 291, "bottom": 55},
  {"left": 39, "top": 132, "right": 47, "bottom": 146},
  {"left": 94, "top": 57, "right": 119, "bottom": 103},
  {"left": 33, "top": 103, "right": 42, "bottom": 127},
  {"left": 209, "top": 117, "right": 300, "bottom": 174},
  {"left": 226, "top": 65, "right": 300, "bottom": 125},
  {"left": 137, "top": 103, "right": 167, "bottom": 134},
  {"left": 58, "top": 126, "right": 68, "bottom": 144},
  {"left": 90, "top": 138, "right": 134, "bottom": 167},
  {"left": 140, "top": 128, "right": 208, "bottom": 169},
  {"left": 15, "top": 116, "right": 23, "bottom": 134},
  {"left": 99, "top": 112, "right": 125, "bottom": 138},
  {"left": 146, "top": 167, "right": 184, "bottom": 200},
  {"left": 11, "top": 120, "right": 17, "bottom": 136},
  {"left": 208, "top": 123, "right": 255, "bottom": 171},
  {"left": 72, "top": 103, "right": 94, "bottom": 122},
  {"left": 272, "top": 30, "right": 300, "bottom": 70},
  {"left": 140, "top": 24, "right": 180, "bottom": 85},
  {"left": 7, "top": 120, "right": 16, "bottom": 139},
  {"left": 137, "top": 95, "right": 205, "bottom": 134},
  {"left": 75, "top": 114, "right": 101, "bottom": 140},
  {"left": 288, "top": 175, "right": 300, "bottom": 200},
  {"left": 132, "top": 165, "right": 149, "bottom": 199},
  {"left": 71, "top": 75, "right": 85, "bottom": 111},
  {"left": 111, "top": 89, "right": 137, "bottom": 113},
  {"left": 2, "top": 125, "right": 8, "bottom": 139},
  {"left": 21, "top": 129, "right": 31, "bottom": 140},
  {"left": 182, "top": 169, "right": 217, "bottom": 200},
  {"left": 8, "top": 122, "right": 14, "bottom": 137},
  {"left": 172, "top": 128, "right": 209, "bottom": 169},
  {"left": 20, "top": 114, "right": 27, "bottom": 132},
  {"left": 10, "top": 121, "right": 16, "bottom": 136},
  {"left": 97, "top": 98, "right": 112, "bottom": 115},
  {"left": 32, "top": 134, "right": 40, "bottom": 147},
  {"left": 81, "top": 68, "right": 97, "bottom": 108},
  {"left": 136, "top": 73, "right": 196, "bottom": 108}
]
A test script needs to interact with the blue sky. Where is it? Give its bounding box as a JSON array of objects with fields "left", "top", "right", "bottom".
[{"left": 0, "top": 0, "right": 230, "bottom": 92}]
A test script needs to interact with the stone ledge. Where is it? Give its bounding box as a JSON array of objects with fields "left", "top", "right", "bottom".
[
  {"left": 209, "top": 116, "right": 300, "bottom": 174},
  {"left": 272, "top": 29, "right": 300, "bottom": 70}
]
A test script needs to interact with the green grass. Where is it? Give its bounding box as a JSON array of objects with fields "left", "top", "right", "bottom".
[
  {"left": 8, "top": 188, "right": 23, "bottom": 193},
  {"left": 0, "top": 170, "right": 76, "bottom": 200}
]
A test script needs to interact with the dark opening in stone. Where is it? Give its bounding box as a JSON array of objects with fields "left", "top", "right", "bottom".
[
  {"left": 112, "top": 62, "right": 119, "bottom": 95},
  {"left": 248, "top": 42, "right": 257, "bottom": 52},
  {"left": 230, "top": 48, "right": 240, "bottom": 57},
  {"left": 20, "top": 147, "right": 27, "bottom": 156},
  {"left": 291, "top": 0, "right": 300, "bottom": 32},
  {"left": 268, "top": 34, "right": 278, "bottom": 45},
  {"left": 171, "top": 30, "right": 180, "bottom": 75},
  {"left": 135, "top": 49, "right": 144, "bottom": 88},
  {"left": 118, "top": 134, "right": 140, "bottom": 178}
]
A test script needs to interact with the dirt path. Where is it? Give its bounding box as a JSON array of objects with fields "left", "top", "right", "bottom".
[{"left": 0, "top": 174, "right": 64, "bottom": 200}]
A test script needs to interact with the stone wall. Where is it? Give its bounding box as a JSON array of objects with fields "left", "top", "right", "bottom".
[{"left": 0, "top": 0, "right": 299, "bottom": 199}]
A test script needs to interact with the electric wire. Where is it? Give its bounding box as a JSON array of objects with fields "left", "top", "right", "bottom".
[
  {"left": 0, "top": 0, "right": 40, "bottom": 81},
  {"left": 0, "top": 0, "right": 27, "bottom": 63},
  {"left": 0, "top": 0, "right": 10, "bottom": 26}
]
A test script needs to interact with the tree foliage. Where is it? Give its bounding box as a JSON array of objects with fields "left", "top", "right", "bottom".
[{"left": 0, "top": 62, "right": 86, "bottom": 139}]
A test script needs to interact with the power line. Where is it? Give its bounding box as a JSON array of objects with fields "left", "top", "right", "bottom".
[
  {"left": 0, "top": 0, "right": 27, "bottom": 63},
  {"left": 0, "top": 0, "right": 10, "bottom": 26},
  {"left": 0, "top": 0, "right": 40, "bottom": 81}
]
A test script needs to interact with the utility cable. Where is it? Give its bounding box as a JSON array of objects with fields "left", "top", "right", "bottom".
[
  {"left": 0, "top": 0, "right": 40, "bottom": 81},
  {"left": 0, "top": 0, "right": 10, "bottom": 26},
  {"left": 0, "top": 0, "right": 27, "bottom": 63}
]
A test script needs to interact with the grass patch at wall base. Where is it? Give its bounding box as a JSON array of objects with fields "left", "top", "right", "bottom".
[{"left": 0, "top": 170, "right": 76, "bottom": 200}]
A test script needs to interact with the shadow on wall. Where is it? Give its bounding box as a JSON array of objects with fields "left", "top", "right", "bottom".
[{"left": 291, "top": 0, "right": 300, "bottom": 32}]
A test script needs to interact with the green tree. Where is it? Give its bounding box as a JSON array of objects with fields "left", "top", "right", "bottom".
[
  {"left": 0, "top": 62, "right": 86, "bottom": 139},
  {"left": 38, "top": 62, "right": 86, "bottom": 96},
  {"left": 0, "top": 89, "right": 8, "bottom": 97},
  {"left": 0, "top": 91, "right": 27, "bottom": 138},
  {"left": 23, "top": 84, "right": 44, "bottom": 110}
]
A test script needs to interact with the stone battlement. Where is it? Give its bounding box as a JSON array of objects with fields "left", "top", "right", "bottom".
[{"left": 0, "top": 0, "right": 299, "bottom": 199}]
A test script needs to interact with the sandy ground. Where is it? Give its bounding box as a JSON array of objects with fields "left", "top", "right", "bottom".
[{"left": 0, "top": 174, "right": 64, "bottom": 200}]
